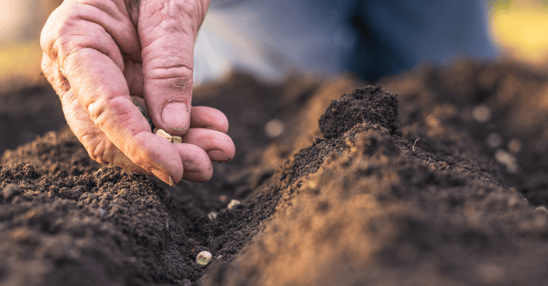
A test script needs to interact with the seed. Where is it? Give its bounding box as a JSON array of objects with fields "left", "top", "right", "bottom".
[
  {"left": 154, "top": 128, "right": 172, "bottom": 142},
  {"left": 472, "top": 105, "right": 491, "bottom": 123},
  {"left": 494, "top": 149, "right": 520, "bottom": 174},
  {"left": 196, "top": 251, "right": 212, "bottom": 266},
  {"left": 207, "top": 212, "right": 218, "bottom": 220},
  {"left": 227, "top": 199, "right": 240, "bottom": 209},
  {"left": 264, "top": 119, "right": 285, "bottom": 138},
  {"left": 172, "top": 136, "right": 182, "bottom": 143}
]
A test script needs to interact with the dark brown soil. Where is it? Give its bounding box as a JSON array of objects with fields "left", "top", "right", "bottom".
[{"left": 2, "top": 61, "right": 548, "bottom": 286}]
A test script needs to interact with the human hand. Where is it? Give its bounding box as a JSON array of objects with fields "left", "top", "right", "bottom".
[{"left": 40, "top": 0, "right": 235, "bottom": 185}]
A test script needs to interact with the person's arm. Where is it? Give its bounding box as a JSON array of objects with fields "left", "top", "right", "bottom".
[{"left": 41, "top": 0, "right": 235, "bottom": 185}]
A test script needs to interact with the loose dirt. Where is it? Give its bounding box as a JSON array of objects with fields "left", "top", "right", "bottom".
[{"left": 2, "top": 61, "right": 548, "bottom": 286}]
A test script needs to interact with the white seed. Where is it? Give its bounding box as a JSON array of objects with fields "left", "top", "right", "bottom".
[
  {"left": 227, "top": 199, "right": 240, "bottom": 209},
  {"left": 172, "top": 136, "right": 182, "bottom": 143},
  {"left": 207, "top": 212, "right": 218, "bottom": 221},
  {"left": 494, "top": 149, "right": 520, "bottom": 174},
  {"left": 472, "top": 105, "right": 491, "bottom": 123},
  {"left": 154, "top": 128, "right": 172, "bottom": 142},
  {"left": 264, "top": 119, "right": 285, "bottom": 138},
  {"left": 196, "top": 251, "right": 212, "bottom": 266}
]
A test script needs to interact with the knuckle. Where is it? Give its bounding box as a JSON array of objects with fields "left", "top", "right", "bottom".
[
  {"left": 121, "top": 131, "right": 150, "bottom": 169},
  {"left": 41, "top": 56, "right": 72, "bottom": 94},
  {"left": 43, "top": 2, "right": 120, "bottom": 65},
  {"left": 142, "top": 0, "right": 206, "bottom": 32},
  {"left": 147, "top": 1, "right": 199, "bottom": 20},
  {"left": 86, "top": 97, "right": 110, "bottom": 129},
  {"left": 87, "top": 97, "right": 134, "bottom": 139},
  {"left": 145, "top": 56, "right": 193, "bottom": 82},
  {"left": 41, "top": 2, "right": 81, "bottom": 59},
  {"left": 40, "top": 57, "right": 55, "bottom": 82},
  {"left": 59, "top": 36, "right": 103, "bottom": 72},
  {"left": 100, "top": 141, "right": 118, "bottom": 164},
  {"left": 151, "top": 54, "right": 192, "bottom": 71},
  {"left": 81, "top": 134, "right": 108, "bottom": 164}
]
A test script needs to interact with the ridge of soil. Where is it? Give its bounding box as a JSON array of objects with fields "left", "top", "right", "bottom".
[{"left": 2, "top": 61, "right": 548, "bottom": 285}]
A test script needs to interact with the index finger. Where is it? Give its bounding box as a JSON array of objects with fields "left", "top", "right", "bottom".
[{"left": 64, "top": 47, "right": 184, "bottom": 184}]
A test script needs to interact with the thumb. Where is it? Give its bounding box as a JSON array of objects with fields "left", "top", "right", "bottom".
[{"left": 137, "top": 0, "right": 208, "bottom": 135}]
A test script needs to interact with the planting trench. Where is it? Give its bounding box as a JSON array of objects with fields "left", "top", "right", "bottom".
[{"left": 2, "top": 61, "right": 548, "bottom": 285}]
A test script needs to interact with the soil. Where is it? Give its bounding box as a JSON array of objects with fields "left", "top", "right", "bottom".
[{"left": 2, "top": 60, "right": 548, "bottom": 285}]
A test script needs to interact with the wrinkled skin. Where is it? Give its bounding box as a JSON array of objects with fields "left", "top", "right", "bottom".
[{"left": 41, "top": 0, "right": 235, "bottom": 185}]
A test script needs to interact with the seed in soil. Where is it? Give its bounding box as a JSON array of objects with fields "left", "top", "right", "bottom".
[
  {"left": 228, "top": 199, "right": 241, "bottom": 209},
  {"left": 472, "top": 104, "right": 491, "bottom": 123},
  {"left": 264, "top": 119, "right": 285, "bottom": 138},
  {"left": 494, "top": 149, "right": 520, "bottom": 174},
  {"left": 196, "top": 251, "right": 212, "bottom": 266},
  {"left": 412, "top": 138, "right": 420, "bottom": 152},
  {"left": 207, "top": 212, "right": 218, "bottom": 220}
]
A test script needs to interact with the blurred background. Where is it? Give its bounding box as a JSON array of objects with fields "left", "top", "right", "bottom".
[{"left": 0, "top": 0, "right": 547, "bottom": 92}]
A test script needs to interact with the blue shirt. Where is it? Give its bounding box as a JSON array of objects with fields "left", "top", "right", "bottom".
[{"left": 194, "top": 0, "right": 497, "bottom": 84}]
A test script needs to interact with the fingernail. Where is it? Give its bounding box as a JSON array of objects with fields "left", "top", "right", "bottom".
[
  {"left": 207, "top": 150, "right": 230, "bottom": 162},
  {"left": 162, "top": 102, "right": 190, "bottom": 133},
  {"left": 151, "top": 168, "right": 174, "bottom": 186}
]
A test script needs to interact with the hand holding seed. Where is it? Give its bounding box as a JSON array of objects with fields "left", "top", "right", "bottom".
[{"left": 40, "top": 0, "right": 235, "bottom": 184}]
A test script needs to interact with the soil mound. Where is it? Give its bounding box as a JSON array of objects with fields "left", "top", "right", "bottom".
[
  {"left": 2, "top": 61, "right": 548, "bottom": 285},
  {"left": 319, "top": 84, "right": 401, "bottom": 139}
]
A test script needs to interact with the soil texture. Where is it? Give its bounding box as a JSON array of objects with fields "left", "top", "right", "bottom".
[{"left": 2, "top": 61, "right": 548, "bottom": 285}]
